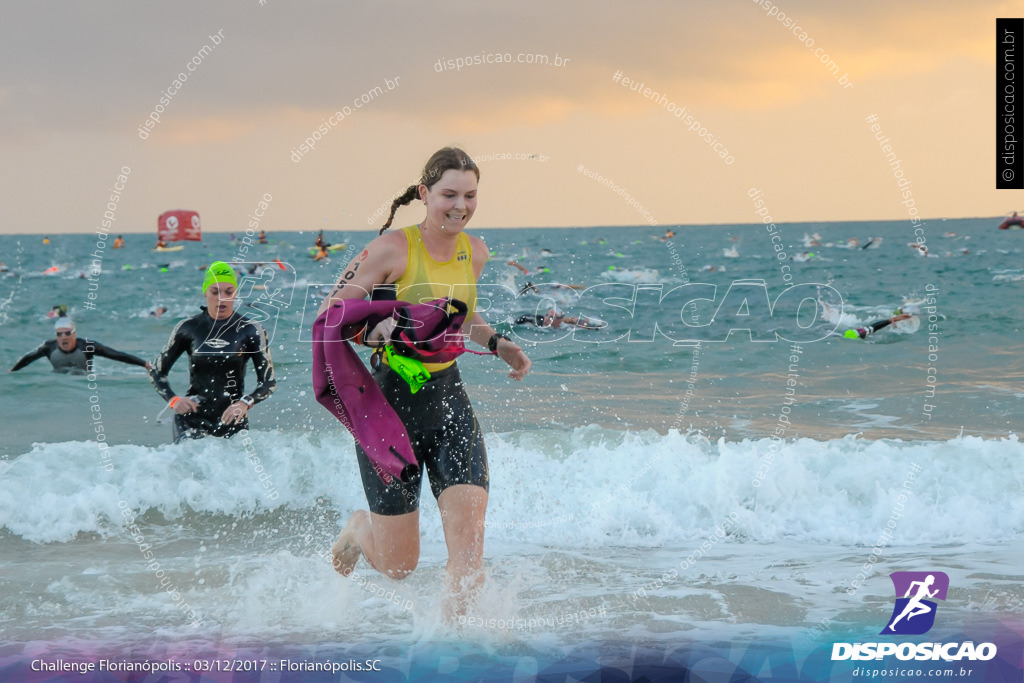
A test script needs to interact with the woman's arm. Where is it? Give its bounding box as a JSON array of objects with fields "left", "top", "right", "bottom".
[
  {"left": 465, "top": 313, "right": 530, "bottom": 380},
  {"left": 223, "top": 322, "right": 278, "bottom": 426},
  {"left": 149, "top": 319, "right": 191, "bottom": 405},
  {"left": 468, "top": 235, "right": 531, "bottom": 380},
  {"left": 246, "top": 323, "right": 277, "bottom": 405},
  {"left": 317, "top": 232, "right": 407, "bottom": 315}
]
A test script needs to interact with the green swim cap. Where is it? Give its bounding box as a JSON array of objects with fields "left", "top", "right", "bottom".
[
  {"left": 843, "top": 329, "right": 859, "bottom": 339},
  {"left": 202, "top": 261, "right": 238, "bottom": 293}
]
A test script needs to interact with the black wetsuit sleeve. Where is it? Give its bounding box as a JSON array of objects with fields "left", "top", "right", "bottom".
[
  {"left": 246, "top": 322, "right": 276, "bottom": 405},
  {"left": 851, "top": 318, "right": 894, "bottom": 339},
  {"left": 88, "top": 340, "right": 149, "bottom": 368},
  {"left": 9, "top": 342, "right": 50, "bottom": 371},
  {"left": 867, "top": 319, "right": 894, "bottom": 334},
  {"left": 149, "top": 319, "right": 191, "bottom": 402}
]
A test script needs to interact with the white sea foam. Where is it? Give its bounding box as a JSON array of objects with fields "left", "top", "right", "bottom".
[{"left": 3, "top": 429, "right": 1021, "bottom": 548}]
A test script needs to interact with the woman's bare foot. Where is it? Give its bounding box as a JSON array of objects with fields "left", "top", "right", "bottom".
[{"left": 331, "top": 511, "right": 368, "bottom": 575}]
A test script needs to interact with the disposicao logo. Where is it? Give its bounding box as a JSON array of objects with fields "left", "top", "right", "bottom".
[
  {"left": 881, "top": 571, "right": 948, "bottom": 635},
  {"left": 831, "top": 571, "right": 997, "bottom": 662}
]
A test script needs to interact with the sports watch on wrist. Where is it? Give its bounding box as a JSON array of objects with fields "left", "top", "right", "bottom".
[{"left": 488, "top": 333, "right": 511, "bottom": 353}]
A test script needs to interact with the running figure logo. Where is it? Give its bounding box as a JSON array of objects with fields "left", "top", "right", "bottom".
[{"left": 881, "top": 571, "right": 949, "bottom": 635}]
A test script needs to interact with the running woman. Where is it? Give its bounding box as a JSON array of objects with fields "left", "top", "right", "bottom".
[{"left": 318, "top": 147, "right": 530, "bottom": 619}]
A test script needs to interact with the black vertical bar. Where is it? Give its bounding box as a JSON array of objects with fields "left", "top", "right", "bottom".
[{"left": 997, "top": 18, "right": 1023, "bottom": 190}]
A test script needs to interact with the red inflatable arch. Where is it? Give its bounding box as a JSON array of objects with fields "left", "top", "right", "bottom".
[{"left": 158, "top": 210, "right": 202, "bottom": 242}]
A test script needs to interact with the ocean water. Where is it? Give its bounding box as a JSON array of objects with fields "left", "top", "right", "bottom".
[{"left": 1, "top": 218, "right": 1022, "bottom": 681}]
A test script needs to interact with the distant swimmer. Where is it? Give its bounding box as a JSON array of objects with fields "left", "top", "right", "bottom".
[
  {"left": 149, "top": 262, "right": 276, "bottom": 442},
  {"left": 862, "top": 237, "right": 880, "bottom": 249},
  {"left": 113, "top": 236, "right": 125, "bottom": 249},
  {"left": 10, "top": 318, "right": 150, "bottom": 374},
  {"left": 47, "top": 304, "right": 68, "bottom": 318},
  {"left": 507, "top": 260, "right": 532, "bottom": 275},
  {"left": 802, "top": 232, "right": 822, "bottom": 248},
  {"left": 842, "top": 313, "right": 912, "bottom": 339},
  {"left": 515, "top": 308, "right": 598, "bottom": 329},
  {"left": 507, "top": 260, "right": 551, "bottom": 276},
  {"left": 517, "top": 281, "right": 585, "bottom": 296},
  {"left": 888, "top": 574, "right": 940, "bottom": 632},
  {"left": 258, "top": 230, "right": 268, "bottom": 245},
  {"left": 657, "top": 229, "right": 676, "bottom": 242},
  {"left": 149, "top": 306, "right": 169, "bottom": 319}
]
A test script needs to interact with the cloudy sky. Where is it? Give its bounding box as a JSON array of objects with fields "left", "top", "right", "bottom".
[{"left": 0, "top": 0, "right": 1016, "bottom": 234}]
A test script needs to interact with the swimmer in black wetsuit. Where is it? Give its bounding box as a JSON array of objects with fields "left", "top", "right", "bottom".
[
  {"left": 842, "top": 313, "right": 912, "bottom": 339},
  {"left": 149, "top": 262, "right": 276, "bottom": 442},
  {"left": 10, "top": 318, "right": 150, "bottom": 374},
  {"left": 515, "top": 308, "right": 597, "bottom": 329}
]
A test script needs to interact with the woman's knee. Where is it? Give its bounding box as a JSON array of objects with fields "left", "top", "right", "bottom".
[
  {"left": 368, "top": 511, "right": 420, "bottom": 578},
  {"left": 376, "top": 552, "right": 419, "bottom": 579}
]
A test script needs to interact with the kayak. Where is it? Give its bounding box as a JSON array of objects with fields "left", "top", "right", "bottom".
[{"left": 308, "top": 243, "right": 347, "bottom": 255}]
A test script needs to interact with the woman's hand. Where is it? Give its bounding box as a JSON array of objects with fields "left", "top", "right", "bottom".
[
  {"left": 496, "top": 338, "right": 531, "bottom": 380},
  {"left": 221, "top": 401, "right": 249, "bottom": 425},
  {"left": 365, "top": 317, "right": 397, "bottom": 348},
  {"left": 172, "top": 396, "right": 199, "bottom": 415}
]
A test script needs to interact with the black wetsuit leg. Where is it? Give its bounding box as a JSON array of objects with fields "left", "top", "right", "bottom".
[{"left": 355, "top": 362, "right": 488, "bottom": 516}]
